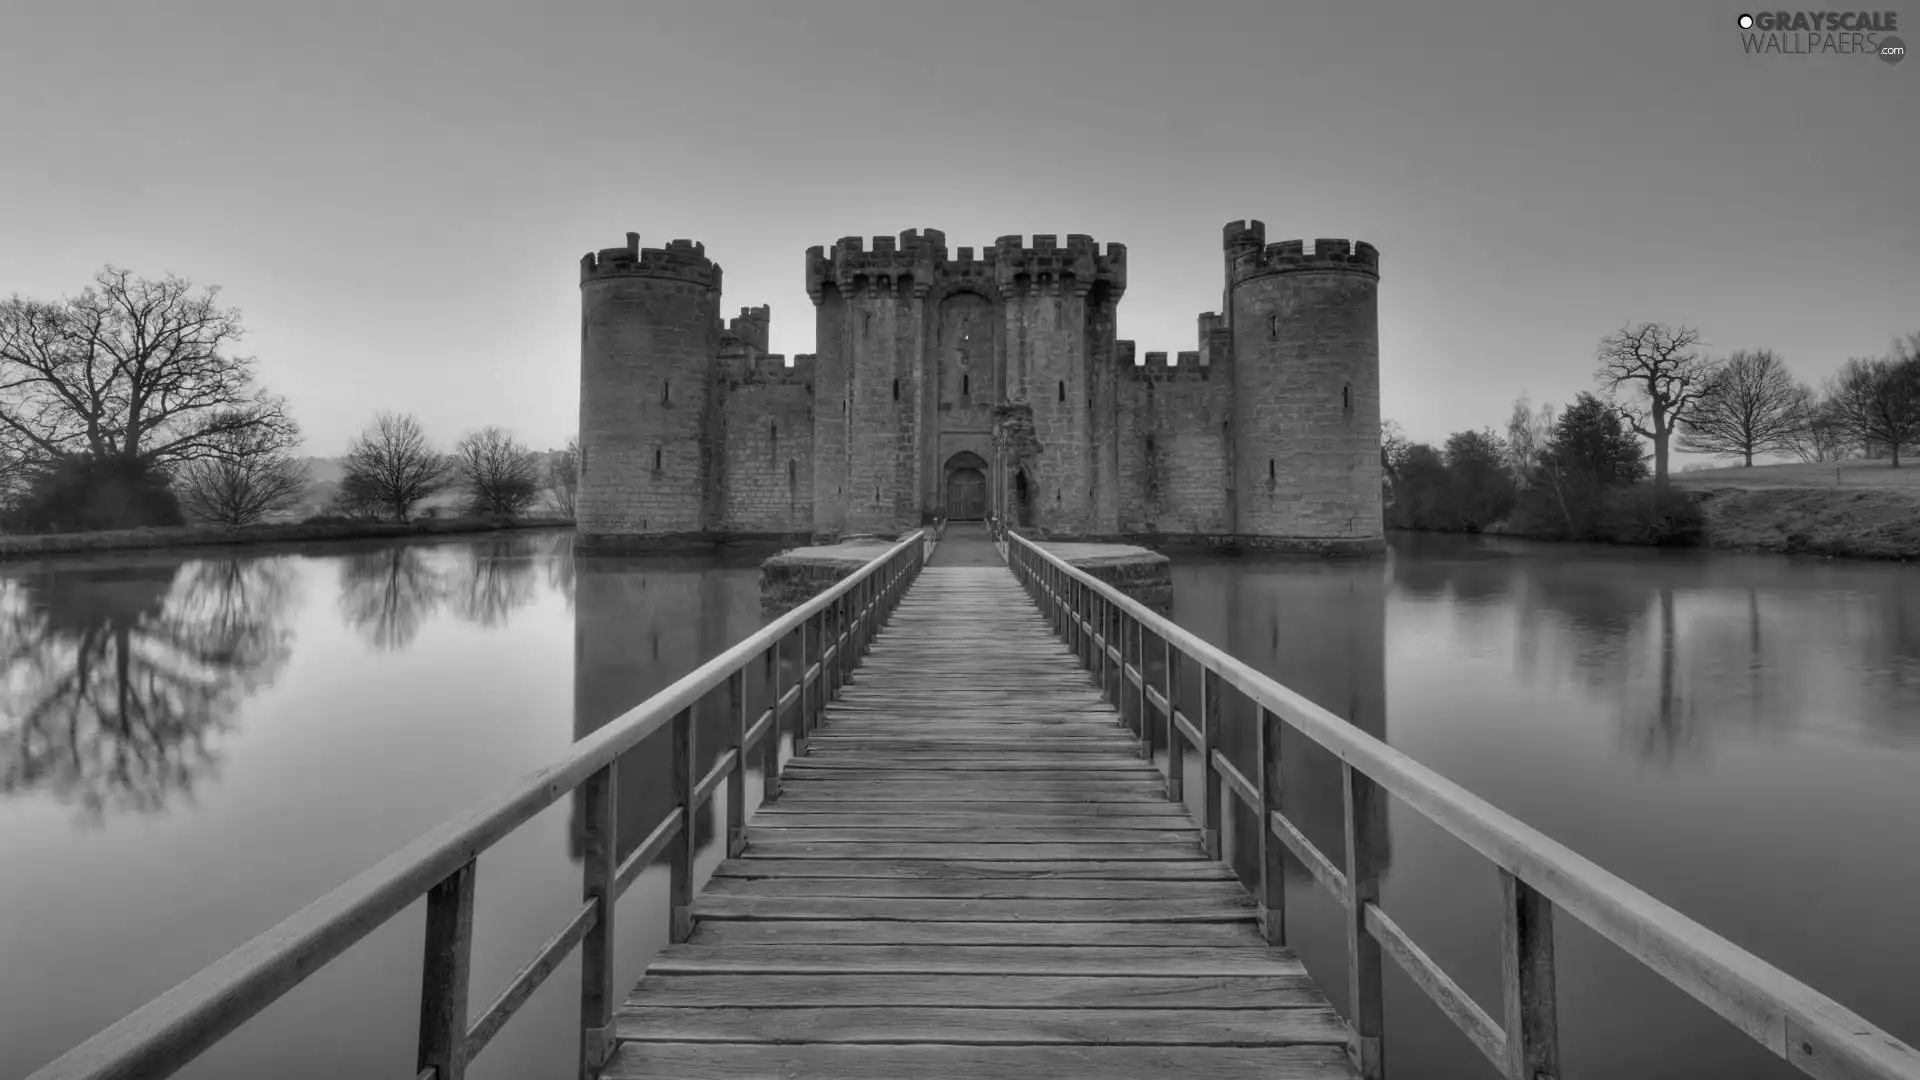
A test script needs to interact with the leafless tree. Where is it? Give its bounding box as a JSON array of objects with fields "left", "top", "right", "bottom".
[
  {"left": 174, "top": 426, "right": 311, "bottom": 525},
  {"left": 1594, "top": 322, "right": 1716, "bottom": 487},
  {"left": 0, "top": 266, "right": 297, "bottom": 473},
  {"left": 1504, "top": 397, "right": 1557, "bottom": 487},
  {"left": 453, "top": 426, "right": 541, "bottom": 518},
  {"left": 1822, "top": 339, "right": 1920, "bottom": 467},
  {"left": 1793, "top": 403, "right": 1855, "bottom": 462},
  {"left": 545, "top": 436, "right": 580, "bottom": 517},
  {"left": 342, "top": 412, "right": 448, "bottom": 521},
  {"left": 1678, "top": 349, "right": 1815, "bottom": 467}
]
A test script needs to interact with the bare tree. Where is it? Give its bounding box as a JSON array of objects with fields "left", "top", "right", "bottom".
[
  {"left": 1822, "top": 340, "right": 1920, "bottom": 467},
  {"left": 1504, "top": 397, "right": 1557, "bottom": 487},
  {"left": 1793, "top": 403, "right": 1855, "bottom": 463},
  {"left": 545, "top": 436, "right": 580, "bottom": 517},
  {"left": 453, "top": 426, "right": 541, "bottom": 518},
  {"left": 0, "top": 267, "right": 297, "bottom": 473},
  {"left": 1678, "top": 349, "right": 1815, "bottom": 466},
  {"left": 342, "top": 412, "right": 448, "bottom": 521},
  {"left": 1594, "top": 322, "right": 1715, "bottom": 487},
  {"left": 174, "top": 426, "right": 311, "bottom": 525}
]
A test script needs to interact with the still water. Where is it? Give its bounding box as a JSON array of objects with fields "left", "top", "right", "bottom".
[{"left": 0, "top": 530, "right": 1915, "bottom": 1079}]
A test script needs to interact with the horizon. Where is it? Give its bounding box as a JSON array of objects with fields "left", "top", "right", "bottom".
[{"left": 1, "top": 0, "right": 1913, "bottom": 461}]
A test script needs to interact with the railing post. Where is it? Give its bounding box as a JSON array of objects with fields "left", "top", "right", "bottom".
[
  {"left": 726, "top": 669, "right": 747, "bottom": 858},
  {"left": 576, "top": 760, "right": 616, "bottom": 1078},
  {"left": 1200, "top": 668, "right": 1222, "bottom": 861},
  {"left": 1257, "top": 707, "right": 1286, "bottom": 945},
  {"left": 1164, "top": 636, "right": 1183, "bottom": 803},
  {"left": 669, "top": 707, "right": 695, "bottom": 944},
  {"left": 1500, "top": 870, "right": 1560, "bottom": 1080},
  {"left": 761, "top": 641, "right": 781, "bottom": 802},
  {"left": 1343, "top": 762, "right": 1386, "bottom": 1080},
  {"left": 1134, "top": 619, "right": 1150, "bottom": 761},
  {"left": 794, "top": 621, "right": 810, "bottom": 756},
  {"left": 1094, "top": 593, "right": 1108, "bottom": 698},
  {"left": 418, "top": 858, "right": 476, "bottom": 1080}
]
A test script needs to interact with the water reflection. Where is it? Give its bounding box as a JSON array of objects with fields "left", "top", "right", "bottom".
[
  {"left": 0, "top": 555, "right": 297, "bottom": 824},
  {"left": 335, "top": 535, "right": 559, "bottom": 649},
  {"left": 568, "top": 553, "right": 770, "bottom": 866}
]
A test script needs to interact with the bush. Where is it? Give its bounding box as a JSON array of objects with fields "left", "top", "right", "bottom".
[
  {"left": 1, "top": 454, "right": 183, "bottom": 533},
  {"left": 300, "top": 513, "right": 360, "bottom": 526},
  {"left": 1597, "top": 484, "right": 1706, "bottom": 546}
]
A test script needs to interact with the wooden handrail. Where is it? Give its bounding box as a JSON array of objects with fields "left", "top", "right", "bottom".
[
  {"left": 1004, "top": 529, "right": 1920, "bottom": 1080},
  {"left": 24, "top": 530, "right": 927, "bottom": 1080}
]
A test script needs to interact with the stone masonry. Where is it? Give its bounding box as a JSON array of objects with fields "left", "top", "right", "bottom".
[{"left": 577, "top": 221, "right": 1383, "bottom": 554}]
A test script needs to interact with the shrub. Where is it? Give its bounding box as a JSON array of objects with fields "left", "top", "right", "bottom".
[
  {"left": 1598, "top": 484, "right": 1706, "bottom": 546},
  {"left": 300, "top": 513, "right": 360, "bottom": 526},
  {"left": 1, "top": 455, "right": 183, "bottom": 533}
]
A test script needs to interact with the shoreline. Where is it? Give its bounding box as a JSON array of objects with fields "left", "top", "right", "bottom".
[{"left": 0, "top": 516, "right": 576, "bottom": 562}]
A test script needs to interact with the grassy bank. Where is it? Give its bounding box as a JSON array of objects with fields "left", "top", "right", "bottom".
[
  {"left": 1673, "top": 461, "right": 1920, "bottom": 560},
  {"left": 0, "top": 515, "right": 575, "bottom": 561}
]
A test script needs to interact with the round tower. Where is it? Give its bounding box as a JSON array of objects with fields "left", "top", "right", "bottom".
[
  {"left": 1226, "top": 227, "right": 1382, "bottom": 553},
  {"left": 577, "top": 232, "right": 722, "bottom": 548}
]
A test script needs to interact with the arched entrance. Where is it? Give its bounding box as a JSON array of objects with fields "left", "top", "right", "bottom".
[{"left": 942, "top": 451, "right": 988, "bottom": 521}]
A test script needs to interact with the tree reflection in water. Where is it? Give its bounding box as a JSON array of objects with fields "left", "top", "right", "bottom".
[
  {"left": 335, "top": 535, "right": 549, "bottom": 649},
  {"left": 0, "top": 555, "right": 298, "bottom": 824}
]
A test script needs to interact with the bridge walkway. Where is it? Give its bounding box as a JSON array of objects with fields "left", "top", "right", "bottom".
[{"left": 603, "top": 563, "right": 1359, "bottom": 1079}]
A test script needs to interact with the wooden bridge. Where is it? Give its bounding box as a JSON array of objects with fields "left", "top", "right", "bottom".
[{"left": 24, "top": 527, "right": 1920, "bottom": 1080}]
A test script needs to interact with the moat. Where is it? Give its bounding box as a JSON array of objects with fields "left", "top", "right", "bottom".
[{"left": 2, "top": 531, "right": 1916, "bottom": 1080}]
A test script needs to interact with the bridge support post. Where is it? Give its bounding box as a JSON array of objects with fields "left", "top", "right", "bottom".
[
  {"left": 1164, "top": 636, "right": 1183, "bottom": 803},
  {"left": 726, "top": 670, "right": 747, "bottom": 858},
  {"left": 794, "top": 621, "right": 810, "bottom": 756},
  {"left": 1343, "top": 762, "right": 1386, "bottom": 1080},
  {"left": 576, "top": 764, "right": 616, "bottom": 1078},
  {"left": 669, "top": 707, "right": 695, "bottom": 944},
  {"left": 419, "top": 858, "right": 476, "bottom": 1080},
  {"left": 761, "top": 643, "right": 781, "bottom": 803},
  {"left": 1200, "top": 669, "right": 1222, "bottom": 861},
  {"left": 1499, "top": 871, "right": 1560, "bottom": 1080},
  {"left": 1134, "top": 619, "right": 1151, "bottom": 761},
  {"left": 1257, "top": 707, "right": 1286, "bottom": 945}
]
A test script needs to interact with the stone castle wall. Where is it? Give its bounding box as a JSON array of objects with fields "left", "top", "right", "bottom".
[{"left": 577, "top": 222, "right": 1382, "bottom": 552}]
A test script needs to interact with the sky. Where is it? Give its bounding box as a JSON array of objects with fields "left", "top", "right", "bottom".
[{"left": 1, "top": 0, "right": 1914, "bottom": 459}]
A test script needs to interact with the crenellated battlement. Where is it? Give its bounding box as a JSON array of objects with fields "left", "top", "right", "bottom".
[
  {"left": 1126, "top": 348, "right": 1217, "bottom": 382},
  {"left": 1228, "top": 231, "right": 1380, "bottom": 286},
  {"left": 580, "top": 232, "right": 722, "bottom": 289},
  {"left": 727, "top": 305, "right": 770, "bottom": 352},
  {"left": 718, "top": 348, "right": 815, "bottom": 388},
  {"left": 806, "top": 229, "right": 1126, "bottom": 302}
]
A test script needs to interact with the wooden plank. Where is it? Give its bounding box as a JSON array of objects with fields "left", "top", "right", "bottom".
[
  {"left": 690, "top": 896, "right": 1256, "bottom": 923},
  {"left": 777, "top": 768, "right": 1166, "bottom": 780},
  {"left": 703, "top": 876, "right": 1251, "bottom": 900},
  {"left": 745, "top": 813, "right": 1201, "bottom": 831},
  {"left": 645, "top": 944, "right": 1305, "bottom": 976},
  {"left": 750, "top": 800, "right": 1189, "bottom": 817},
  {"left": 772, "top": 783, "right": 1166, "bottom": 800},
  {"left": 711, "top": 858, "right": 1235, "bottom": 880},
  {"left": 744, "top": 827, "right": 1200, "bottom": 845},
  {"left": 739, "top": 841, "right": 1208, "bottom": 861},
  {"left": 601, "top": 1042, "right": 1356, "bottom": 1080},
  {"left": 689, "top": 920, "right": 1265, "bottom": 947},
  {"left": 624, "top": 973, "right": 1325, "bottom": 1009},
  {"left": 617, "top": 1005, "right": 1350, "bottom": 1046}
]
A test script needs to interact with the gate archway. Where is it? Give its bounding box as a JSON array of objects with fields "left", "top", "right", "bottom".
[{"left": 942, "top": 451, "right": 989, "bottom": 521}]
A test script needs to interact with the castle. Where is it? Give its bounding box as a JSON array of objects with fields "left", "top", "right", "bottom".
[{"left": 575, "top": 221, "right": 1383, "bottom": 552}]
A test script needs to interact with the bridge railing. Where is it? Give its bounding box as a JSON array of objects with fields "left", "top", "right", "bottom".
[
  {"left": 1004, "top": 529, "right": 1920, "bottom": 1080},
  {"left": 25, "top": 531, "right": 928, "bottom": 1080}
]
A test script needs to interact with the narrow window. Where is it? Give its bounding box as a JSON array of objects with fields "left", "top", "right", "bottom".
[
  {"left": 1058, "top": 381, "right": 1065, "bottom": 403},
  {"left": 788, "top": 459, "right": 796, "bottom": 485},
  {"left": 661, "top": 380, "right": 670, "bottom": 405},
  {"left": 961, "top": 373, "right": 970, "bottom": 397},
  {"left": 1268, "top": 314, "right": 1278, "bottom": 336},
  {"left": 893, "top": 378, "right": 900, "bottom": 401},
  {"left": 1269, "top": 458, "right": 1276, "bottom": 481},
  {"left": 770, "top": 421, "right": 777, "bottom": 441},
  {"left": 1145, "top": 436, "right": 1155, "bottom": 456},
  {"left": 1343, "top": 383, "right": 1352, "bottom": 411},
  {"left": 653, "top": 446, "right": 662, "bottom": 470}
]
